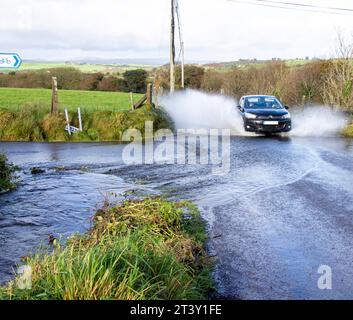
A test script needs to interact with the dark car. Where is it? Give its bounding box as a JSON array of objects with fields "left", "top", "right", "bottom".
[{"left": 237, "top": 95, "right": 292, "bottom": 133}]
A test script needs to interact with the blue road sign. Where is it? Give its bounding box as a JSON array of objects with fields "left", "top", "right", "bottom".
[{"left": 0, "top": 53, "right": 22, "bottom": 69}]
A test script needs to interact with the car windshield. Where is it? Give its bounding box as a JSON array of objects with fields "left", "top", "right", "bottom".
[{"left": 244, "top": 96, "right": 283, "bottom": 109}]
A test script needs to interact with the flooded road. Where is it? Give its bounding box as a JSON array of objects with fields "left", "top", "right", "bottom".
[{"left": 1, "top": 137, "right": 353, "bottom": 299}]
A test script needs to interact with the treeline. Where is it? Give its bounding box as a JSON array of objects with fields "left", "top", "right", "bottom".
[
  {"left": 156, "top": 60, "right": 353, "bottom": 110},
  {"left": 1, "top": 59, "right": 352, "bottom": 110},
  {"left": 0, "top": 68, "right": 148, "bottom": 93}
]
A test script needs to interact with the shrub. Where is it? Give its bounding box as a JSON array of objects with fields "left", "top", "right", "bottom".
[
  {"left": 176, "top": 65, "right": 205, "bottom": 89},
  {"left": 155, "top": 65, "right": 205, "bottom": 91},
  {"left": 0, "top": 154, "right": 18, "bottom": 193},
  {"left": 201, "top": 70, "right": 225, "bottom": 93},
  {"left": 97, "top": 76, "right": 128, "bottom": 92},
  {"left": 123, "top": 69, "right": 148, "bottom": 93},
  {"left": 321, "top": 59, "right": 353, "bottom": 110}
]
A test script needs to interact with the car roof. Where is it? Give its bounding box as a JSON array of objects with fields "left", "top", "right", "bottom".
[{"left": 242, "top": 95, "right": 277, "bottom": 99}]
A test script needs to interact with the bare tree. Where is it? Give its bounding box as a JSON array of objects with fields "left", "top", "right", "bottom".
[{"left": 321, "top": 31, "right": 353, "bottom": 110}]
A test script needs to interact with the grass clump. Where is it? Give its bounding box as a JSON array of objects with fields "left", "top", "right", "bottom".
[
  {"left": 0, "top": 153, "right": 18, "bottom": 193},
  {"left": 342, "top": 123, "right": 353, "bottom": 138},
  {"left": 0, "top": 198, "right": 213, "bottom": 300}
]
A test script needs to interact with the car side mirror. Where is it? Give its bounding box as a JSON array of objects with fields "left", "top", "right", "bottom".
[
  {"left": 284, "top": 106, "right": 289, "bottom": 110},
  {"left": 237, "top": 105, "right": 244, "bottom": 112}
]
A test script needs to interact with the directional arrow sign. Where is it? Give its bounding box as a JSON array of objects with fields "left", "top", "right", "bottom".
[{"left": 0, "top": 53, "right": 22, "bottom": 69}]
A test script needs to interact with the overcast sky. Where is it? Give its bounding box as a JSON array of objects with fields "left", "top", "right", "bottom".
[{"left": 1, "top": 0, "right": 353, "bottom": 63}]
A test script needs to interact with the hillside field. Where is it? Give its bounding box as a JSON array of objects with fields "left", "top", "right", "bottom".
[
  {"left": 0, "top": 62, "right": 155, "bottom": 74},
  {"left": 0, "top": 87, "right": 143, "bottom": 112}
]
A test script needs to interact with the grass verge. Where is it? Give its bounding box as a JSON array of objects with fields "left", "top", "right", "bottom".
[
  {"left": 0, "top": 153, "right": 18, "bottom": 193},
  {"left": 0, "top": 103, "right": 173, "bottom": 142},
  {"left": 0, "top": 198, "right": 213, "bottom": 300}
]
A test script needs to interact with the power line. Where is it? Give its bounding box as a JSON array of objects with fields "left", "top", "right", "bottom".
[
  {"left": 227, "top": 0, "right": 353, "bottom": 16},
  {"left": 251, "top": 0, "right": 353, "bottom": 12}
]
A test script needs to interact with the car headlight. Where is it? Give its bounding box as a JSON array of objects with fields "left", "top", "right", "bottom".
[
  {"left": 282, "top": 113, "right": 291, "bottom": 119},
  {"left": 244, "top": 112, "right": 257, "bottom": 119}
]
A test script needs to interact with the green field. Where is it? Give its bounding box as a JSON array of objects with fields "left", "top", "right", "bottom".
[
  {"left": 205, "top": 58, "right": 314, "bottom": 72},
  {"left": 1, "top": 62, "right": 155, "bottom": 74},
  {"left": 0, "top": 87, "right": 143, "bottom": 112}
]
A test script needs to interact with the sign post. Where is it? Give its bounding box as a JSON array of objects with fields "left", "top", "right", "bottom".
[{"left": 0, "top": 53, "right": 22, "bottom": 69}]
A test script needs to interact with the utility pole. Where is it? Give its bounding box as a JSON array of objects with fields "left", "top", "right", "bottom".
[
  {"left": 181, "top": 41, "right": 185, "bottom": 89},
  {"left": 170, "top": 0, "right": 176, "bottom": 93},
  {"left": 175, "top": 0, "right": 185, "bottom": 89}
]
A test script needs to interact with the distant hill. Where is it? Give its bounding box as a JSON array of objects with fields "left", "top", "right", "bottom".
[{"left": 203, "top": 58, "right": 318, "bottom": 70}]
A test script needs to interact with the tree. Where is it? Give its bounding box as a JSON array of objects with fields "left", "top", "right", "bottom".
[
  {"left": 154, "top": 64, "right": 205, "bottom": 90},
  {"left": 321, "top": 32, "right": 353, "bottom": 110},
  {"left": 123, "top": 69, "right": 148, "bottom": 93}
]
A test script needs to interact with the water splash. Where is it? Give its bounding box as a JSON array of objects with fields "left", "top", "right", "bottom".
[
  {"left": 290, "top": 106, "right": 347, "bottom": 137},
  {"left": 160, "top": 89, "right": 244, "bottom": 134},
  {"left": 160, "top": 90, "right": 348, "bottom": 137}
]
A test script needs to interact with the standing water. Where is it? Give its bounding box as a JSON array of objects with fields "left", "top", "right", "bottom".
[{"left": 1, "top": 91, "right": 353, "bottom": 299}]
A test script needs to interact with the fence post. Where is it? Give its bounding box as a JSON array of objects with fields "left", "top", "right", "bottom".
[
  {"left": 146, "top": 83, "right": 153, "bottom": 106},
  {"left": 130, "top": 92, "right": 134, "bottom": 111},
  {"left": 51, "top": 77, "right": 58, "bottom": 114},
  {"left": 64, "top": 108, "right": 71, "bottom": 136}
]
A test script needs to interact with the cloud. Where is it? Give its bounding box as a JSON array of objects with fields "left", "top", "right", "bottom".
[{"left": 1, "top": 0, "right": 353, "bottom": 61}]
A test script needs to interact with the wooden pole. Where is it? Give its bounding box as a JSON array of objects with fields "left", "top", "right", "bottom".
[
  {"left": 154, "top": 85, "right": 159, "bottom": 109},
  {"left": 130, "top": 92, "right": 134, "bottom": 111},
  {"left": 170, "top": 0, "right": 176, "bottom": 93},
  {"left": 51, "top": 77, "right": 58, "bottom": 114},
  {"left": 146, "top": 83, "right": 153, "bottom": 106},
  {"left": 181, "top": 41, "right": 185, "bottom": 89}
]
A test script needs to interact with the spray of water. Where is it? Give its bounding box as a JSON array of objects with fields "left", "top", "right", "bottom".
[
  {"left": 290, "top": 106, "right": 347, "bottom": 137},
  {"left": 160, "top": 90, "right": 348, "bottom": 137},
  {"left": 160, "top": 89, "right": 244, "bottom": 134}
]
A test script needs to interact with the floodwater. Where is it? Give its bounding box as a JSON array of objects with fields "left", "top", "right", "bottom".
[{"left": 1, "top": 136, "right": 353, "bottom": 300}]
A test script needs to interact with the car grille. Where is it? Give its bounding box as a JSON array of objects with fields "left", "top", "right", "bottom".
[
  {"left": 261, "top": 123, "right": 287, "bottom": 131},
  {"left": 256, "top": 115, "right": 284, "bottom": 120}
]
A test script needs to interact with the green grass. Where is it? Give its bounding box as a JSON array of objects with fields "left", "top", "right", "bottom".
[
  {"left": 0, "top": 103, "right": 173, "bottom": 142},
  {"left": 0, "top": 87, "right": 143, "bottom": 112},
  {"left": 0, "top": 88, "right": 174, "bottom": 142},
  {"left": 0, "top": 198, "right": 213, "bottom": 300}
]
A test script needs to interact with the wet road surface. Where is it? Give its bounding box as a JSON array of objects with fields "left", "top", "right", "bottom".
[{"left": 1, "top": 137, "right": 353, "bottom": 299}]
